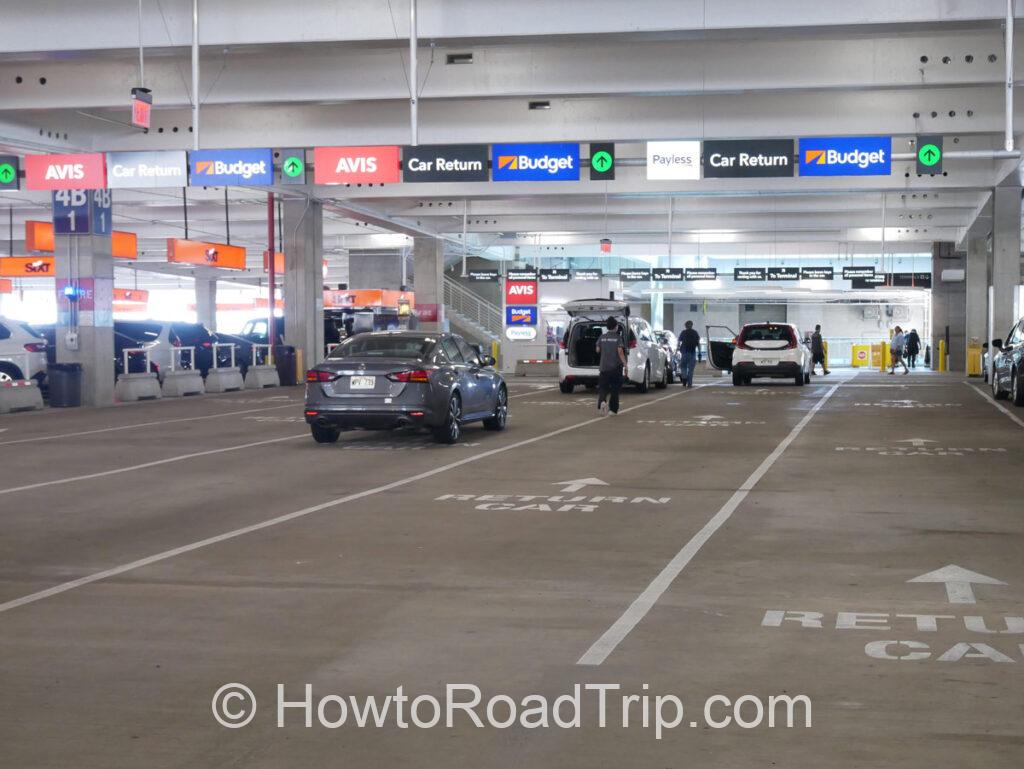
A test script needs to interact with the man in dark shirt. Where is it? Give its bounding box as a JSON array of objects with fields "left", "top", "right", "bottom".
[
  {"left": 596, "top": 316, "right": 627, "bottom": 415},
  {"left": 810, "top": 324, "right": 830, "bottom": 375},
  {"left": 677, "top": 320, "right": 701, "bottom": 387}
]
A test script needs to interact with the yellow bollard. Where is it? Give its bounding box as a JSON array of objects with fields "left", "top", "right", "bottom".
[
  {"left": 491, "top": 340, "right": 500, "bottom": 367},
  {"left": 823, "top": 340, "right": 829, "bottom": 370},
  {"left": 966, "top": 344, "right": 982, "bottom": 376},
  {"left": 937, "top": 340, "right": 947, "bottom": 372}
]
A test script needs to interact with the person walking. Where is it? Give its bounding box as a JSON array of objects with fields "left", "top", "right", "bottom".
[
  {"left": 889, "top": 326, "right": 909, "bottom": 375},
  {"left": 905, "top": 328, "right": 921, "bottom": 369},
  {"left": 810, "top": 324, "right": 830, "bottom": 375},
  {"left": 677, "top": 320, "right": 701, "bottom": 388},
  {"left": 596, "top": 316, "right": 627, "bottom": 415}
]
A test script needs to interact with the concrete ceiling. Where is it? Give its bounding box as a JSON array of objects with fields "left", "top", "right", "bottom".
[{"left": 0, "top": 0, "right": 1020, "bottom": 289}]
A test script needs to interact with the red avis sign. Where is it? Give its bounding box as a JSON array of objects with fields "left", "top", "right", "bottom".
[
  {"left": 504, "top": 280, "right": 538, "bottom": 305},
  {"left": 313, "top": 146, "right": 401, "bottom": 184},
  {"left": 24, "top": 153, "right": 107, "bottom": 190}
]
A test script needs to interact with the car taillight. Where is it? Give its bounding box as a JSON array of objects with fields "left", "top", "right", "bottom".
[
  {"left": 628, "top": 339, "right": 637, "bottom": 349},
  {"left": 559, "top": 339, "right": 567, "bottom": 350},
  {"left": 387, "top": 370, "right": 430, "bottom": 383},
  {"left": 735, "top": 339, "right": 750, "bottom": 350},
  {"left": 23, "top": 343, "right": 46, "bottom": 353},
  {"left": 202, "top": 341, "right": 212, "bottom": 348},
  {"left": 306, "top": 369, "right": 336, "bottom": 382}
]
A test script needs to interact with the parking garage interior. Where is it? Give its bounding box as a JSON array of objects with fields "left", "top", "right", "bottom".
[{"left": 2, "top": 3, "right": 1024, "bottom": 768}]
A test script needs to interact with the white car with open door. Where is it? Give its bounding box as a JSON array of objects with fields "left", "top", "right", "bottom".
[
  {"left": 706, "top": 322, "right": 812, "bottom": 386},
  {"left": 558, "top": 299, "right": 669, "bottom": 394}
]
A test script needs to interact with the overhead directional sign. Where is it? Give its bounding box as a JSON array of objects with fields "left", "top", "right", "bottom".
[
  {"left": 685, "top": 268, "right": 718, "bottom": 281},
  {"left": 652, "top": 267, "right": 685, "bottom": 281},
  {"left": 467, "top": 269, "right": 499, "bottom": 282},
  {"left": 402, "top": 144, "right": 489, "bottom": 183},
  {"left": 798, "top": 137, "right": 891, "bottom": 177},
  {"left": 589, "top": 143, "right": 615, "bottom": 181},
  {"left": 843, "top": 266, "right": 876, "bottom": 279},
  {"left": 278, "top": 149, "right": 307, "bottom": 185},
  {"left": 107, "top": 150, "right": 187, "bottom": 188},
  {"left": 539, "top": 268, "right": 571, "bottom": 282},
  {"left": 916, "top": 135, "right": 943, "bottom": 175},
  {"left": 619, "top": 268, "right": 652, "bottom": 281},
  {"left": 646, "top": 141, "right": 701, "bottom": 180},
  {"left": 25, "top": 153, "right": 107, "bottom": 191},
  {"left": 801, "top": 266, "right": 835, "bottom": 280},
  {"left": 492, "top": 143, "right": 580, "bottom": 182},
  {"left": 506, "top": 269, "right": 538, "bottom": 281},
  {"left": 0, "top": 155, "right": 20, "bottom": 191},
  {"left": 734, "top": 267, "right": 766, "bottom": 281},
  {"left": 767, "top": 266, "right": 800, "bottom": 281},
  {"left": 504, "top": 280, "right": 538, "bottom": 305},
  {"left": 313, "top": 146, "right": 401, "bottom": 185},
  {"left": 573, "top": 268, "right": 603, "bottom": 281},
  {"left": 908, "top": 565, "right": 1006, "bottom": 605},
  {"left": 52, "top": 189, "right": 92, "bottom": 236},
  {"left": 190, "top": 148, "right": 273, "bottom": 186},
  {"left": 703, "top": 139, "right": 794, "bottom": 178}
]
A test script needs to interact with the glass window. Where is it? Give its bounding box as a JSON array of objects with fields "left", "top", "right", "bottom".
[
  {"left": 328, "top": 334, "right": 435, "bottom": 360},
  {"left": 455, "top": 337, "right": 480, "bottom": 365},
  {"left": 442, "top": 337, "right": 465, "bottom": 363},
  {"left": 0, "top": 323, "right": 10, "bottom": 341}
]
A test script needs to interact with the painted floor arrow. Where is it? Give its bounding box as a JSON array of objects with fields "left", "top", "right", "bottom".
[
  {"left": 908, "top": 564, "right": 1007, "bottom": 604},
  {"left": 553, "top": 477, "right": 609, "bottom": 493}
]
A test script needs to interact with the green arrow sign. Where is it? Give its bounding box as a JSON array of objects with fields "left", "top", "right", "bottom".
[
  {"left": 589, "top": 143, "right": 615, "bottom": 180},
  {"left": 918, "top": 144, "right": 941, "bottom": 167},
  {"left": 592, "top": 151, "right": 612, "bottom": 172},
  {"left": 0, "top": 164, "right": 14, "bottom": 185},
  {"left": 283, "top": 156, "right": 304, "bottom": 177}
]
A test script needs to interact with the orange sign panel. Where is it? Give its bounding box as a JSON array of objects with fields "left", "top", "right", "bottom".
[
  {"left": 113, "top": 302, "right": 148, "bottom": 314},
  {"left": 113, "top": 288, "right": 149, "bottom": 303},
  {"left": 262, "top": 251, "right": 285, "bottom": 272},
  {"left": 323, "top": 289, "right": 415, "bottom": 309},
  {"left": 112, "top": 231, "right": 138, "bottom": 260},
  {"left": 167, "top": 239, "right": 247, "bottom": 270},
  {"left": 0, "top": 278, "right": 12, "bottom": 293},
  {"left": 0, "top": 256, "right": 56, "bottom": 277},
  {"left": 25, "top": 221, "right": 54, "bottom": 252}
]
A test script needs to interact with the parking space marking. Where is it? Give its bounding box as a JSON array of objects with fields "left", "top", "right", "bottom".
[
  {"left": 0, "top": 384, "right": 714, "bottom": 615},
  {"left": 0, "top": 434, "right": 306, "bottom": 497},
  {"left": 576, "top": 378, "right": 848, "bottom": 667},
  {"left": 0, "top": 402, "right": 301, "bottom": 447},
  {"left": 508, "top": 386, "right": 557, "bottom": 398},
  {"left": 965, "top": 382, "right": 1024, "bottom": 430}
]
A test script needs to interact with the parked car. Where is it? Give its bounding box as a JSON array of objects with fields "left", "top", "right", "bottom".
[
  {"left": 654, "top": 329, "right": 681, "bottom": 384},
  {"left": 708, "top": 322, "right": 812, "bottom": 386},
  {"left": 304, "top": 331, "right": 508, "bottom": 444},
  {"left": 0, "top": 317, "right": 48, "bottom": 384},
  {"left": 558, "top": 299, "right": 669, "bottom": 394},
  {"left": 34, "top": 324, "right": 161, "bottom": 379},
  {"left": 991, "top": 317, "right": 1024, "bottom": 405},
  {"left": 116, "top": 321, "right": 225, "bottom": 380}
]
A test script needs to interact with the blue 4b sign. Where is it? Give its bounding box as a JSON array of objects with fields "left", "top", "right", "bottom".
[
  {"left": 798, "top": 137, "right": 891, "bottom": 176},
  {"left": 52, "top": 189, "right": 113, "bottom": 235}
]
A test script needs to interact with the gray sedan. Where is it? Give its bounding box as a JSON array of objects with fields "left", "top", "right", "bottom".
[{"left": 304, "top": 331, "right": 508, "bottom": 444}]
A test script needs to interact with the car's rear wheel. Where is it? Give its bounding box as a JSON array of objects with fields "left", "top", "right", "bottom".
[
  {"left": 559, "top": 381, "right": 575, "bottom": 394},
  {"left": 794, "top": 370, "right": 805, "bottom": 386},
  {"left": 483, "top": 386, "right": 508, "bottom": 430},
  {"left": 433, "top": 393, "right": 463, "bottom": 444},
  {"left": 804, "top": 371, "right": 811, "bottom": 384},
  {"left": 666, "top": 366, "right": 674, "bottom": 385},
  {"left": 655, "top": 363, "right": 668, "bottom": 389},
  {"left": 993, "top": 371, "right": 1009, "bottom": 400},
  {"left": 637, "top": 363, "right": 650, "bottom": 393},
  {"left": 1012, "top": 369, "right": 1024, "bottom": 407},
  {"left": 310, "top": 424, "right": 341, "bottom": 444},
  {"left": 0, "top": 363, "right": 24, "bottom": 382},
  {"left": 732, "top": 372, "right": 743, "bottom": 387}
]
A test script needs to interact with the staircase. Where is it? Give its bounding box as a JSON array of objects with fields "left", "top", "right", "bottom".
[{"left": 443, "top": 276, "right": 502, "bottom": 346}]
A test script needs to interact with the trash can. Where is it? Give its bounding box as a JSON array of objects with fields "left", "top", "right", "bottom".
[
  {"left": 47, "top": 362, "right": 83, "bottom": 407},
  {"left": 273, "top": 345, "right": 297, "bottom": 386}
]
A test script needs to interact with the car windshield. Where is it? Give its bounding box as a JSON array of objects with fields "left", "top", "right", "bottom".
[{"left": 328, "top": 335, "right": 434, "bottom": 360}]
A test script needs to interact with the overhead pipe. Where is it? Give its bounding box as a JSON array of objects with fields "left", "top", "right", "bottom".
[
  {"left": 667, "top": 198, "right": 674, "bottom": 266},
  {"left": 1006, "top": 0, "right": 1015, "bottom": 152},
  {"left": 267, "top": 193, "right": 276, "bottom": 361},
  {"left": 409, "top": 0, "right": 418, "bottom": 146},
  {"left": 461, "top": 199, "right": 468, "bottom": 277},
  {"left": 191, "top": 0, "right": 199, "bottom": 151}
]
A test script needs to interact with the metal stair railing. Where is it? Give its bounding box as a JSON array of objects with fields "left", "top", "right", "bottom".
[{"left": 443, "top": 276, "right": 503, "bottom": 338}]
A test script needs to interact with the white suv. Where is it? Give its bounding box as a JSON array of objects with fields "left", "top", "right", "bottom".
[
  {"left": 558, "top": 299, "right": 669, "bottom": 393},
  {"left": 727, "top": 322, "right": 812, "bottom": 386},
  {"left": 0, "top": 317, "right": 48, "bottom": 384}
]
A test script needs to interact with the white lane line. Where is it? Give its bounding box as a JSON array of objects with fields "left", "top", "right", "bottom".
[
  {"left": 965, "top": 382, "right": 1024, "bottom": 429},
  {"left": 576, "top": 378, "right": 847, "bottom": 666},
  {"left": 509, "top": 386, "right": 557, "bottom": 398},
  {"left": 0, "top": 403, "right": 300, "bottom": 447},
  {"left": 0, "top": 434, "right": 306, "bottom": 497},
  {"left": 0, "top": 385, "right": 714, "bottom": 615}
]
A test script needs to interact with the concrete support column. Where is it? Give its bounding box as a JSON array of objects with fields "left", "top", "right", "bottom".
[
  {"left": 650, "top": 293, "right": 664, "bottom": 329},
  {"left": 929, "top": 249, "right": 967, "bottom": 372},
  {"left": 991, "top": 186, "right": 1022, "bottom": 344},
  {"left": 412, "top": 237, "right": 445, "bottom": 331},
  {"left": 282, "top": 198, "right": 324, "bottom": 375},
  {"left": 194, "top": 277, "right": 217, "bottom": 331},
  {"left": 663, "top": 302, "right": 675, "bottom": 334},
  {"left": 965, "top": 237, "right": 988, "bottom": 358},
  {"left": 55, "top": 231, "right": 115, "bottom": 406}
]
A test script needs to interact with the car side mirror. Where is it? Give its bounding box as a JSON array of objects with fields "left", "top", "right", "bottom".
[
  {"left": 480, "top": 355, "right": 496, "bottom": 367},
  {"left": 992, "top": 339, "right": 1003, "bottom": 349}
]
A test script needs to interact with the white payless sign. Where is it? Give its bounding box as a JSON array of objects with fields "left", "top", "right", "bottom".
[
  {"left": 106, "top": 150, "right": 188, "bottom": 188},
  {"left": 646, "top": 141, "right": 701, "bottom": 180}
]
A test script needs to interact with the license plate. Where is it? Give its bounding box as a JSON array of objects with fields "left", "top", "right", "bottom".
[
  {"left": 758, "top": 359, "right": 775, "bottom": 366},
  {"left": 349, "top": 376, "right": 376, "bottom": 390}
]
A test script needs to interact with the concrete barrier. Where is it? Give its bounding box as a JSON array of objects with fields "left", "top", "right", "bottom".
[
  {"left": 244, "top": 365, "right": 280, "bottom": 389},
  {"left": 206, "top": 341, "right": 244, "bottom": 392},
  {"left": 513, "top": 359, "right": 558, "bottom": 377},
  {"left": 0, "top": 379, "right": 44, "bottom": 414},
  {"left": 115, "top": 372, "right": 162, "bottom": 402},
  {"left": 161, "top": 369, "right": 205, "bottom": 397}
]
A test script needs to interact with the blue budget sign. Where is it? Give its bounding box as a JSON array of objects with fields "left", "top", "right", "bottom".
[
  {"left": 492, "top": 143, "right": 580, "bottom": 182},
  {"left": 506, "top": 306, "right": 537, "bottom": 326},
  {"left": 189, "top": 148, "right": 274, "bottom": 186},
  {"left": 798, "top": 137, "right": 892, "bottom": 177}
]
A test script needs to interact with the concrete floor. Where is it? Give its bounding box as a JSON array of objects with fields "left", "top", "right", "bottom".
[{"left": 1, "top": 370, "right": 1022, "bottom": 767}]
